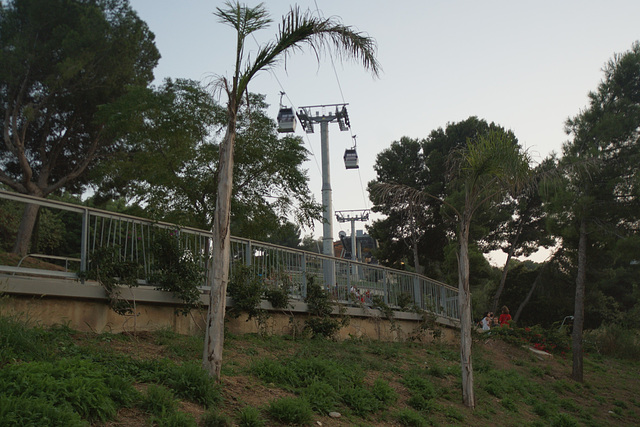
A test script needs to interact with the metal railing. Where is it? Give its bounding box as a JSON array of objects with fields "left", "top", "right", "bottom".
[{"left": 0, "top": 190, "right": 459, "bottom": 320}]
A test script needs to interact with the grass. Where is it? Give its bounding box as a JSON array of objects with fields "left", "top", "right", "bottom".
[{"left": 0, "top": 314, "right": 639, "bottom": 426}]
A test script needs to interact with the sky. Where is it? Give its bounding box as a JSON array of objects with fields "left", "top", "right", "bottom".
[{"left": 128, "top": 0, "right": 640, "bottom": 255}]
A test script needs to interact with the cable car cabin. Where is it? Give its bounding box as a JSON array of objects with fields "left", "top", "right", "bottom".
[
  {"left": 277, "top": 107, "right": 297, "bottom": 133},
  {"left": 344, "top": 148, "right": 359, "bottom": 169}
]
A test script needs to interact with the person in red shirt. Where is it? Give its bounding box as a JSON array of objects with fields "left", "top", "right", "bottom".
[{"left": 499, "top": 306, "right": 512, "bottom": 326}]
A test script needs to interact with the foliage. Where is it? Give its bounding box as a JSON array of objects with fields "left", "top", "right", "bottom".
[
  {"left": 163, "top": 362, "right": 222, "bottom": 407},
  {"left": 139, "top": 384, "right": 177, "bottom": 416},
  {"left": 394, "top": 408, "right": 430, "bottom": 427},
  {"left": 236, "top": 406, "right": 265, "bottom": 427},
  {"left": 1, "top": 317, "right": 640, "bottom": 425},
  {"left": 0, "top": 394, "right": 86, "bottom": 426},
  {"left": 0, "top": 358, "right": 136, "bottom": 422},
  {"left": 150, "top": 230, "right": 205, "bottom": 315},
  {"left": 201, "top": 410, "right": 232, "bottom": 427},
  {"left": 86, "top": 245, "right": 139, "bottom": 315},
  {"left": 304, "top": 277, "right": 348, "bottom": 338},
  {"left": 266, "top": 397, "right": 314, "bottom": 425},
  {"left": 584, "top": 324, "right": 640, "bottom": 360},
  {"left": 490, "top": 325, "right": 571, "bottom": 355},
  {"left": 91, "top": 80, "right": 322, "bottom": 240},
  {"left": 0, "top": 0, "right": 159, "bottom": 254}
]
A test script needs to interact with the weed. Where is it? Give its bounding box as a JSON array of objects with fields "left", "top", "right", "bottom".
[
  {"left": 551, "top": 412, "right": 579, "bottom": 427},
  {"left": 341, "top": 385, "right": 381, "bottom": 416},
  {"left": 165, "top": 362, "right": 221, "bottom": 407},
  {"left": 149, "top": 409, "right": 198, "bottom": 427},
  {"left": 0, "top": 358, "right": 127, "bottom": 422},
  {"left": 237, "top": 406, "right": 265, "bottom": 427},
  {"left": 267, "top": 397, "right": 313, "bottom": 425},
  {"left": 445, "top": 406, "right": 465, "bottom": 421},
  {"left": 394, "top": 408, "right": 430, "bottom": 427},
  {"left": 301, "top": 381, "right": 340, "bottom": 414},
  {"left": 139, "top": 384, "right": 177, "bottom": 416},
  {"left": 0, "top": 394, "right": 85, "bottom": 426},
  {"left": 372, "top": 378, "right": 398, "bottom": 405},
  {"left": 201, "top": 410, "right": 233, "bottom": 427}
]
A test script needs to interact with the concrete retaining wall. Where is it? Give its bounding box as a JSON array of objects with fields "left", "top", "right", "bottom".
[{"left": 0, "top": 274, "right": 457, "bottom": 343}]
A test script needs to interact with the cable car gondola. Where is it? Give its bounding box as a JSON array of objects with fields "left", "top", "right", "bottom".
[
  {"left": 277, "top": 92, "right": 297, "bottom": 133},
  {"left": 344, "top": 148, "right": 359, "bottom": 169},
  {"left": 344, "top": 135, "right": 359, "bottom": 169}
]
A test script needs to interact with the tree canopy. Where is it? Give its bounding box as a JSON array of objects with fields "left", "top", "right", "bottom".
[{"left": 0, "top": 0, "right": 159, "bottom": 254}]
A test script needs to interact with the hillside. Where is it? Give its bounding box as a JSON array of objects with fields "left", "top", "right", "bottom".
[{"left": 1, "top": 317, "right": 639, "bottom": 426}]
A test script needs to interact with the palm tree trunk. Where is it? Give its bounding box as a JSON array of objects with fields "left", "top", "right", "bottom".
[
  {"left": 202, "top": 126, "right": 236, "bottom": 380},
  {"left": 458, "top": 215, "right": 475, "bottom": 409},
  {"left": 571, "top": 217, "right": 587, "bottom": 382}
]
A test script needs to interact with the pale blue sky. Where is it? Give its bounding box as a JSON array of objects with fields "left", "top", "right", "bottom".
[{"left": 129, "top": 0, "right": 640, "bottom": 248}]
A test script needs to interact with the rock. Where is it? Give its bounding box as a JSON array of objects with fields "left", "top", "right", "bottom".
[
  {"left": 328, "top": 411, "right": 341, "bottom": 418},
  {"left": 528, "top": 347, "right": 553, "bottom": 360}
]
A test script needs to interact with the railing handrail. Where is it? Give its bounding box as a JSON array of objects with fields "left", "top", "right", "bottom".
[{"left": 0, "top": 190, "right": 460, "bottom": 319}]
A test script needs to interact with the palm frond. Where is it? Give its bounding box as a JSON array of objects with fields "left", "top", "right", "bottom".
[{"left": 237, "top": 5, "right": 381, "bottom": 96}]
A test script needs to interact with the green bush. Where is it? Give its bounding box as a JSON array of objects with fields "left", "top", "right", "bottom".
[
  {"left": 0, "top": 394, "right": 85, "bottom": 426},
  {"left": 402, "top": 371, "right": 438, "bottom": 400},
  {"left": 237, "top": 406, "right": 265, "bottom": 427},
  {"left": 139, "top": 384, "right": 178, "bottom": 416},
  {"left": 150, "top": 229, "right": 205, "bottom": 314},
  {"left": 372, "top": 378, "right": 397, "bottom": 405},
  {"left": 0, "top": 358, "right": 129, "bottom": 422},
  {"left": 267, "top": 397, "right": 314, "bottom": 425},
  {"left": 301, "top": 382, "right": 340, "bottom": 414},
  {"left": 395, "top": 408, "right": 429, "bottom": 427},
  {"left": 340, "top": 385, "right": 380, "bottom": 416},
  {"left": 585, "top": 324, "right": 640, "bottom": 359},
  {"left": 165, "top": 362, "right": 221, "bottom": 407},
  {"left": 149, "top": 409, "right": 198, "bottom": 427},
  {"left": 201, "top": 410, "right": 232, "bottom": 427}
]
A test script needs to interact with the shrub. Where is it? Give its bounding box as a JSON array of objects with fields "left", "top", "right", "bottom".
[
  {"left": 267, "top": 397, "right": 314, "bottom": 425},
  {"left": 237, "top": 405, "right": 265, "bottom": 427},
  {"left": 165, "top": 362, "right": 221, "bottom": 407},
  {"left": 201, "top": 410, "right": 232, "bottom": 427},
  {"left": 372, "top": 378, "right": 397, "bottom": 406},
  {"left": 395, "top": 408, "right": 429, "bottom": 427},
  {"left": 149, "top": 409, "right": 198, "bottom": 427},
  {"left": 302, "top": 381, "right": 340, "bottom": 414},
  {"left": 585, "top": 324, "right": 640, "bottom": 360},
  {"left": 0, "top": 394, "right": 85, "bottom": 426},
  {"left": 150, "top": 229, "right": 205, "bottom": 315},
  {"left": 340, "top": 385, "right": 380, "bottom": 416},
  {"left": 0, "top": 358, "right": 127, "bottom": 422},
  {"left": 139, "top": 384, "right": 177, "bottom": 416}
]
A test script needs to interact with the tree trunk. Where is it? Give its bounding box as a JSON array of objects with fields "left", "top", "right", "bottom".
[
  {"left": 458, "top": 216, "right": 475, "bottom": 409},
  {"left": 12, "top": 203, "right": 41, "bottom": 256},
  {"left": 202, "top": 126, "right": 236, "bottom": 380},
  {"left": 490, "top": 222, "right": 522, "bottom": 313},
  {"left": 412, "top": 238, "right": 425, "bottom": 275},
  {"left": 513, "top": 266, "right": 543, "bottom": 324},
  {"left": 571, "top": 217, "right": 587, "bottom": 382}
]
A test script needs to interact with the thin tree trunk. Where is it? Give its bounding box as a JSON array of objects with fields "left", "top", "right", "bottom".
[
  {"left": 412, "top": 238, "right": 425, "bottom": 275},
  {"left": 12, "top": 203, "right": 41, "bottom": 256},
  {"left": 458, "top": 215, "right": 475, "bottom": 409},
  {"left": 202, "top": 126, "right": 236, "bottom": 380},
  {"left": 513, "top": 266, "right": 543, "bottom": 324},
  {"left": 572, "top": 217, "right": 587, "bottom": 382},
  {"left": 490, "top": 221, "right": 523, "bottom": 313}
]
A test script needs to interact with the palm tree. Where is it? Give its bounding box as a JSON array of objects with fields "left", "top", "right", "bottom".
[
  {"left": 202, "top": 1, "right": 380, "bottom": 379},
  {"left": 373, "top": 130, "right": 531, "bottom": 407}
]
